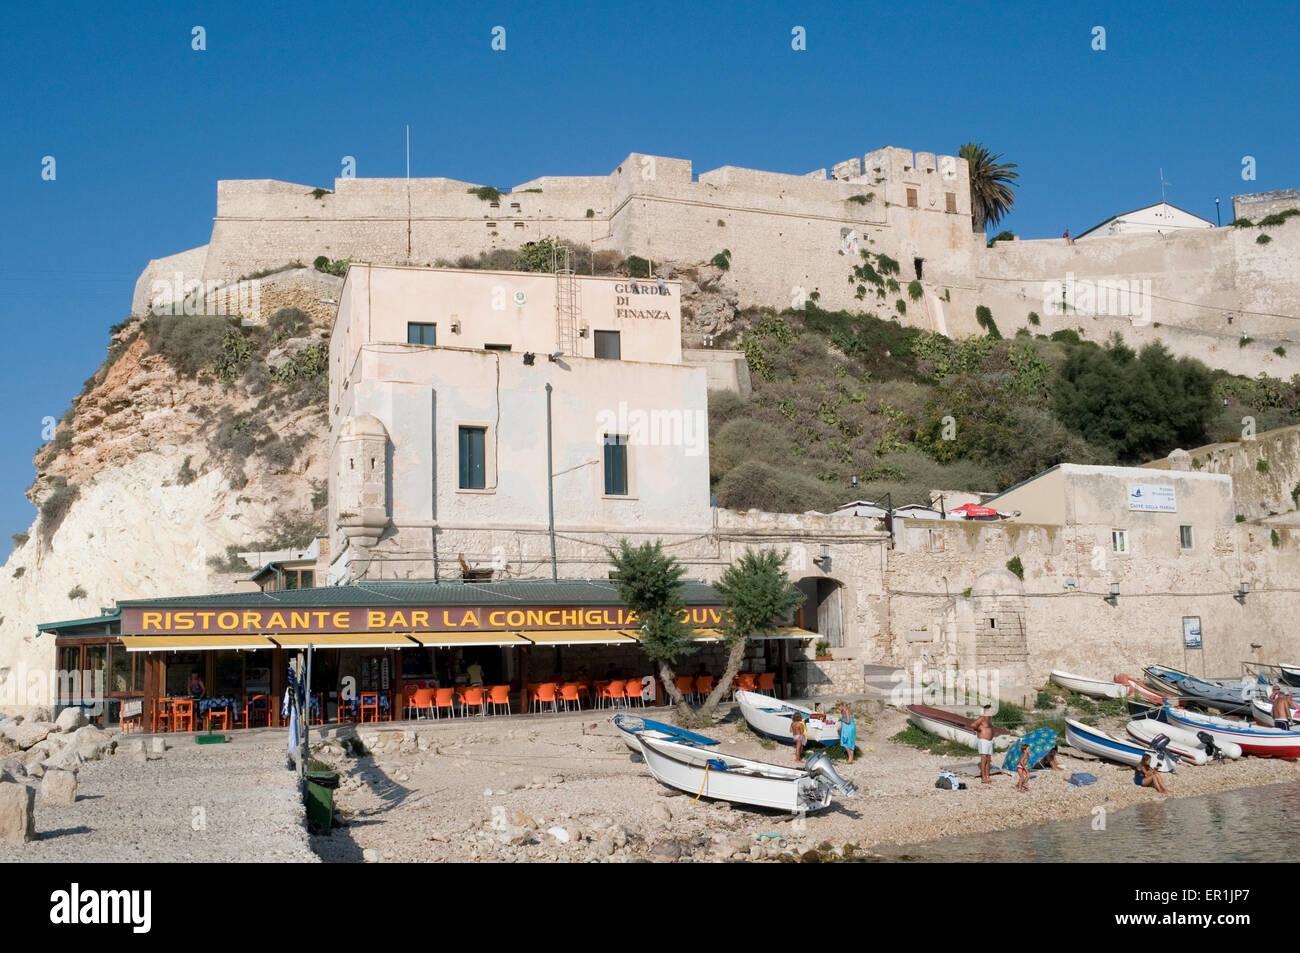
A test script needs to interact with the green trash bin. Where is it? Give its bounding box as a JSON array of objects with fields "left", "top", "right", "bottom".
[{"left": 304, "top": 770, "right": 340, "bottom": 831}]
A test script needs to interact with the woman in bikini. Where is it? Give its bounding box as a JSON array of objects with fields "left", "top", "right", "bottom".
[{"left": 1134, "top": 754, "right": 1168, "bottom": 794}]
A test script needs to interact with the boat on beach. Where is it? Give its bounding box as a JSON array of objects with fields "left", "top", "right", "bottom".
[
  {"left": 1127, "top": 705, "right": 1242, "bottom": 759},
  {"left": 1122, "top": 718, "right": 1211, "bottom": 764},
  {"left": 1064, "top": 718, "right": 1177, "bottom": 771},
  {"left": 1163, "top": 705, "right": 1300, "bottom": 759},
  {"left": 735, "top": 690, "right": 841, "bottom": 746},
  {"left": 635, "top": 735, "right": 858, "bottom": 813},
  {"left": 1050, "top": 670, "right": 1128, "bottom": 699},
  {"left": 613, "top": 713, "right": 719, "bottom": 753},
  {"left": 1114, "top": 673, "right": 1172, "bottom": 705},
  {"left": 1248, "top": 693, "right": 1300, "bottom": 728},
  {"left": 1143, "top": 666, "right": 1254, "bottom": 713},
  {"left": 1279, "top": 664, "right": 1300, "bottom": 688},
  {"left": 904, "top": 704, "right": 1015, "bottom": 750}
]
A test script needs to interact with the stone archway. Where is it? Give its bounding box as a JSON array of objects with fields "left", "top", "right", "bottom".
[
  {"left": 969, "top": 568, "right": 1029, "bottom": 685},
  {"left": 794, "top": 576, "right": 845, "bottom": 648}
]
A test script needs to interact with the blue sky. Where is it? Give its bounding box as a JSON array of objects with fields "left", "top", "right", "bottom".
[{"left": 1, "top": 0, "right": 1298, "bottom": 546}]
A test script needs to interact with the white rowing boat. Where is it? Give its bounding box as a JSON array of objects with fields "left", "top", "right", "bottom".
[
  {"left": 1050, "top": 669, "right": 1128, "bottom": 700},
  {"left": 635, "top": 735, "right": 857, "bottom": 813},
  {"left": 904, "top": 705, "right": 1014, "bottom": 750},
  {"left": 735, "top": 689, "right": 841, "bottom": 745},
  {"left": 1065, "top": 718, "right": 1176, "bottom": 771},
  {"left": 1127, "top": 710, "right": 1241, "bottom": 759}
]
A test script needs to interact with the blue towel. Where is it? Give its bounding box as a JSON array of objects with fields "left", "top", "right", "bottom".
[{"left": 1068, "top": 772, "right": 1098, "bottom": 787}]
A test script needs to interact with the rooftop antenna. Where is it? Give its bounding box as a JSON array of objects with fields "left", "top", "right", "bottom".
[{"left": 1159, "top": 168, "right": 1171, "bottom": 204}]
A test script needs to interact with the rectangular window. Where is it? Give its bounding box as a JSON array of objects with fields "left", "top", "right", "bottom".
[
  {"left": 407, "top": 322, "right": 436, "bottom": 346},
  {"left": 484, "top": 343, "right": 511, "bottom": 351},
  {"left": 945, "top": 192, "right": 957, "bottom": 213},
  {"left": 594, "top": 330, "right": 621, "bottom": 360},
  {"left": 459, "top": 426, "right": 487, "bottom": 490},
  {"left": 1180, "top": 525, "right": 1194, "bottom": 550},
  {"left": 603, "top": 434, "right": 628, "bottom": 496},
  {"left": 906, "top": 188, "right": 918, "bottom": 208},
  {"left": 1112, "top": 529, "right": 1128, "bottom": 554},
  {"left": 109, "top": 644, "right": 134, "bottom": 694}
]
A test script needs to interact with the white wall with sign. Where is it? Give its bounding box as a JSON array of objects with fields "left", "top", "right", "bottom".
[{"left": 1128, "top": 483, "right": 1177, "bottom": 513}]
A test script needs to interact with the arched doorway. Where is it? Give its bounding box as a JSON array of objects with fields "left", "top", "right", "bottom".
[{"left": 794, "top": 576, "right": 845, "bottom": 648}]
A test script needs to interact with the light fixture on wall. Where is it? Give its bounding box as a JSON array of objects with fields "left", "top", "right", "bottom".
[
  {"left": 578, "top": 324, "right": 589, "bottom": 338},
  {"left": 703, "top": 333, "right": 715, "bottom": 348},
  {"left": 1104, "top": 582, "right": 1120, "bottom": 607},
  {"left": 450, "top": 320, "right": 461, "bottom": 334},
  {"left": 1235, "top": 581, "right": 1251, "bottom": 605},
  {"left": 812, "top": 543, "right": 831, "bottom": 567},
  {"left": 547, "top": 350, "right": 563, "bottom": 362},
  {"left": 1063, "top": 577, "right": 1076, "bottom": 589},
  {"left": 523, "top": 352, "right": 536, "bottom": 366}
]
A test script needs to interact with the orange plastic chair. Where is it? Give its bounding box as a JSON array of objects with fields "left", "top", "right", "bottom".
[
  {"left": 434, "top": 687, "right": 456, "bottom": 719},
  {"left": 171, "top": 699, "right": 195, "bottom": 733},
  {"left": 623, "top": 678, "right": 645, "bottom": 707},
  {"left": 410, "top": 688, "right": 436, "bottom": 720},
  {"left": 735, "top": 673, "right": 759, "bottom": 693},
  {"left": 560, "top": 684, "right": 581, "bottom": 712},
  {"left": 459, "top": 686, "right": 485, "bottom": 717},
  {"left": 205, "top": 703, "right": 230, "bottom": 731},
  {"left": 488, "top": 685, "right": 511, "bottom": 716},
  {"left": 598, "top": 680, "right": 625, "bottom": 709},
  {"left": 359, "top": 691, "right": 381, "bottom": 723},
  {"left": 532, "top": 683, "right": 559, "bottom": 713},
  {"left": 675, "top": 676, "right": 696, "bottom": 704},
  {"left": 245, "top": 694, "right": 270, "bottom": 728},
  {"left": 757, "top": 672, "right": 777, "bottom": 696},
  {"left": 695, "top": 676, "right": 714, "bottom": 702},
  {"left": 154, "top": 698, "right": 172, "bottom": 734}
]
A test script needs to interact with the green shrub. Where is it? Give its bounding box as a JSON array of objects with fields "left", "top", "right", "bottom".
[
  {"left": 907, "top": 280, "right": 923, "bottom": 301},
  {"left": 13, "top": 566, "right": 25, "bottom": 579},
  {"left": 975, "top": 305, "right": 1001, "bottom": 339},
  {"left": 270, "top": 343, "right": 329, "bottom": 407},
  {"left": 1034, "top": 690, "right": 1053, "bottom": 710},
  {"left": 68, "top": 585, "right": 87, "bottom": 600},
  {"left": 1257, "top": 459, "right": 1270, "bottom": 473},
  {"left": 1276, "top": 346, "right": 1287, "bottom": 358},
  {"left": 1258, "top": 210, "right": 1300, "bottom": 226},
  {"left": 468, "top": 186, "right": 502, "bottom": 202},
  {"left": 890, "top": 725, "right": 970, "bottom": 757},
  {"left": 715, "top": 459, "right": 839, "bottom": 513},
  {"left": 1236, "top": 514, "right": 1246, "bottom": 522},
  {"left": 177, "top": 456, "right": 197, "bottom": 486},
  {"left": 310, "top": 188, "right": 331, "bottom": 199},
  {"left": 268, "top": 307, "right": 310, "bottom": 342},
  {"left": 1257, "top": 234, "right": 1271, "bottom": 245},
  {"left": 40, "top": 478, "right": 79, "bottom": 542},
  {"left": 1272, "top": 529, "right": 1281, "bottom": 547},
  {"left": 210, "top": 326, "right": 252, "bottom": 384},
  {"left": 1006, "top": 555, "right": 1024, "bottom": 580},
  {"left": 313, "top": 256, "right": 351, "bottom": 277},
  {"left": 585, "top": 208, "right": 594, "bottom": 218},
  {"left": 143, "top": 313, "right": 235, "bottom": 378},
  {"left": 1028, "top": 311, "right": 1040, "bottom": 326},
  {"left": 12, "top": 533, "right": 28, "bottom": 548},
  {"left": 992, "top": 700, "right": 1025, "bottom": 730},
  {"left": 1239, "top": 336, "right": 1254, "bottom": 347},
  {"left": 1049, "top": 328, "right": 1080, "bottom": 344},
  {"left": 847, "top": 193, "right": 873, "bottom": 205},
  {"left": 710, "top": 249, "right": 732, "bottom": 271},
  {"left": 1231, "top": 218, "right": 1253, "bottom": 228},
  {"left": 625, "top": 255, "right": 651, "bottom": 278},
  {"left": 895, "top": 299, "right": 906, "bottom": 315}
]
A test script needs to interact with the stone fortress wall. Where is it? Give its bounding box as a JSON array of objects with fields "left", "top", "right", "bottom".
[{"left": 131, "top": 147, "right": 1300, "bottom": 384}]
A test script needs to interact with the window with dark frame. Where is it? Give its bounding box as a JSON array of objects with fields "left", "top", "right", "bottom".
[
  {"left": 906, "top": 188, "right": 918, "bottom": 208},
  {"left": 484, "top": 343, "right": 511, "bottom": 351},
  {"left": 594, "top": 330, "right": 622, "bottom": 360},
  {"left": 1180, "top": 525, "right": 1194, "bottom": 550},
  {"left": 407, "top": 322, "right": 436, "bottom": 346},
  {"left": 459, "top": 426, "right": 487, "bottom": 489},
  {"left": 945, "top": 192, "right": 957, "bottom": 213},
  {"left": 603, "top": 433, "right": 628, "bottom": 495}
]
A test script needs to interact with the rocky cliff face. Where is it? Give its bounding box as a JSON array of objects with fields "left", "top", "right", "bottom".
[{"left": 0, "top": 269, "right": 340, "bottom": 691}]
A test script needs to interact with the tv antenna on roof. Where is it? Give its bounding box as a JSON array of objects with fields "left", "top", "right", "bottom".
[{"left": 1159, "top": 168, "right": 1172, "bottom": 204}]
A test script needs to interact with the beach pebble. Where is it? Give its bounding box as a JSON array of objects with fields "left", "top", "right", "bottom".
[
  {"left": 547, "top": 826, "right": 571, "bottom": 843},
  {"left": 363, "top": 848, "right": 384, "bottom": 863},
  {"left": 651, "top": 802, "right": 673, "bottom": 825}
]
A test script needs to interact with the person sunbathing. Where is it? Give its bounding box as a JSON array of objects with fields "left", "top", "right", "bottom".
[{"left": 1134, "top": 754, "right": 1168, "bottom": 794}]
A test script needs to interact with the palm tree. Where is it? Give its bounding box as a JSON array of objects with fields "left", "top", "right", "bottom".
[{"left": 959, "top": 143, "right": 1019, "bottom": 235}]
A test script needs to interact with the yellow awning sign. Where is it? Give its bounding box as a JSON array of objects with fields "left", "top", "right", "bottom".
[
  {"left": 750, "top": 626, "right": 818, "bottom": 641},
  {"left": 119, "top": 635, "right": 275, "bottom": 653},
  {"left": 407, "top": 631, "right": 530, "bottom": 647},
  {"left": 522, "top": 630, "right": 636, "bottom": 646},
  {"left": 270, "top": 633, "right": 417, "bottom": 649}
]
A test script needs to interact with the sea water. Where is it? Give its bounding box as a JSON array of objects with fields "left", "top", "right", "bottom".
[{"left": 873, "top": 782, "right": 1300, "bottom": 863}]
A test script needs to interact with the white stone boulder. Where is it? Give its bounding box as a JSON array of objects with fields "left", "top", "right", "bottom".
[
  {"left": 0, "top": 781, "right": 35, "bottom": 845},
  {"left": 40, "top": 768, "right": 77, "bottom": 804},
  {"left": 54, "top": 707, "right": 89, "bottom": 733},
  {"left": 3, "top": 722, "right": 54, "bottom": 750}
]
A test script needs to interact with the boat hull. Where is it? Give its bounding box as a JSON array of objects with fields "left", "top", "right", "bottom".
[
  {"left": 1051, "top": 670, "right": 1128, "bottom": 699},
  {"left": 1144, "top": 666, "right": 1252, "bottom": 713},
  {"left": 1123, "top": 719, "right": 1210, "bottom": 764},
  {"left": 1164, "top": 706, "right": 1300, "bottom": 759},
  {"left": 613, "top": 714, "right": 720, "bottom": 753},
  {"left": 1115, "top": 674, "right": 1171, "bottom": 705},
  {"left": 905, "top": 705, "right": 1013, "bottom": 751},
  {"left": 1248, "top": 696, "right": 1300, "bottom": 729},
  {"left": 735, "top": 690, "right": 841, "bottom": 746},
  {"left": 1065, "top": 718, "right": 1174, "bottom": 770},
  {"left": 636, "top": 735, "right": 832, "bottom": 812}
]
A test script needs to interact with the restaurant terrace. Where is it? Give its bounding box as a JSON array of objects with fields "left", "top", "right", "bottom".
[{"left": 42, "top": 579, "right": 811, "bottom": 733}]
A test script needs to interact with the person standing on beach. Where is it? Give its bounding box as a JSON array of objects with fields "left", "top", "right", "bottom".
[
  {"left": 1272, "top": 686, "right": 1292, "bottom": 729},
  {"left": 790, "top": 712, "right": 807, "bottom": 761},
  {"left": 836, "top": 702, "right": 857, "bottom": 763},
  {"left": 969, "top": 704, "right": 996, "bottom": 784},
  {"left": 1015, "top": 742, "right": 1031, "bottom": 792}
]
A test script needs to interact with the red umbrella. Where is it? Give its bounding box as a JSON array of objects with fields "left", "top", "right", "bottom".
[{"left": 948, "top": 503, "right": 1010, "bottom": 520}]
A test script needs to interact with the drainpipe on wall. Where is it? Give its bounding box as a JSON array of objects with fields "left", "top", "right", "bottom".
[{"left": 546, "top": 383, "right": 557, "bottom": 582}]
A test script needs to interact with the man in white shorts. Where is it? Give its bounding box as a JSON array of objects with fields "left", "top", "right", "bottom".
[{"left": 970, "top": 704, "right": 996, "bottom": 784}]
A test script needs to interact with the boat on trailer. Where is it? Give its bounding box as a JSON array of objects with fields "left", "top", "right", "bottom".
[
  {"left": 904, "top": 705, "right": 1015, "bottom": 750},
  {"left": 735, "top": 689, "right": 842, "bottom": 746},
  {"left": 1065, "top": 718, "right": 1177, "bottom": 771},
  {"left": 1050, "top": 670, "right": 1128, "bottom": 699},
  {"left": 613, "top": 713, "right": 719, "bottom": 753},
  {"left": 635, "top": 734, "right": 858, "bottom": 813},
  {"left": 1163, "top": 705, "right": 1300, "bottom": 759}
]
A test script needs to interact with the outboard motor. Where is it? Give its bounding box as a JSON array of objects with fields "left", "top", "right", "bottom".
[
  {"left": 1148, "top": 734, "right": 1179, "bottom": 771},
  {"left": 804, "top": 752, "right": 859, "bottom": 797},
  {"left": 1196, "top": 730, "right": 1219, "bottom": 759}
]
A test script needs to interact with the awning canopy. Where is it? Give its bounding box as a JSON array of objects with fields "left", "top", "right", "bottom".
[
  {"left": 270, "top": 633, "right": 417, "bottom": 649},
  {"left": 119, "top": 635, "right": 275, "bottom": 653},
  {"left": 407, "top": 631, "right": 530, "bottom": 648},
  {"left": 751, "top": 626, "right": 818, "bottom": 641},
  {"left": 522, "top": 630, "right": 637, "bottom": 646},
  {"left": 690, "top": 628, "right": 725, "bottom": 642}
]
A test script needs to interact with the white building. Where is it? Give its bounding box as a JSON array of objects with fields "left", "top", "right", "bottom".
[{"left": 1074, "top": 202, "right": 1214, "bottom": 240}]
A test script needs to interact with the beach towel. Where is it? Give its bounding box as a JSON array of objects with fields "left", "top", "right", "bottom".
[{"left": 1067, "top": 772, "right": 1097, "bottom": 787}]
